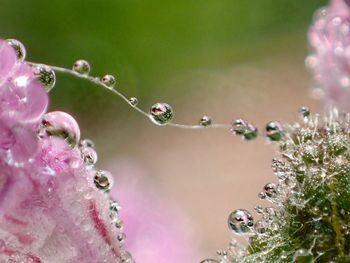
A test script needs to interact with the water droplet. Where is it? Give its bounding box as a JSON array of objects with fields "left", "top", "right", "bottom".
[
  {"left": 129, "top": 97, "right": 138, "bottom": 107},
  {"left": 33, "top": 64, "right": 56, "bottom": 92},
  {"left": 266, "top": 121, "right": 284, "bottom": 141},
  {"left": 199, "top": 115, "right": 212, "bottom": 127},
  {"left": 117, "top": 233, "right": 126, "bottom": 243},
  {"left": 293, "top": 249, "right": 313, "bottom": 263},
  {"left": 254, "top": 220, "right": 266, "bottom": 234},
  {"left": 102, "top": 74, "right": 116, "bottom": 88},
  {"left": 263, "top": 183, "right": 277, "bottom": 198},
  {"left": 110, "top": 200, "right": 121, "bottom": 212},
  {"left": 200, "top": 259, "right": 219, "bottom": 263},
  {"left": 149, "top": 102, "right": 173, "bottom": 126},
  {"left": 6, "top": 39, "right": 26, "bottom": 61},
  {"left": 94, "top": 170, "right": 113, "bottom": 191},
  {"left": 81, "top": 146, "right": 98, "bottom": 165},
  {"left": 228, "top": 209, "right": 254, "bottom": 235},
  {"left": 79, "top": 139, "right": 95, "bottom": 149},
  {"left": 73, "top": 59, "right": 91, "bottom": 75},
  {"left": 42, "top": 111, "right": 80, "bottom": 147},
  {"left": 300, "top": 107, "right": 310, "bottom": 122},
  {"left": 231, "top": 119, "right": 258, "bottom": 140}
]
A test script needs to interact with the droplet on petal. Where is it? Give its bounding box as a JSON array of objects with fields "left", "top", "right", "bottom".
[
  {"left": 42, "top": 111, "right": 81, "bottom": 147},
  {"left": 81, "top": 146, "right": 98, "bottom": 165},
  {"left": 228, "top": 209, "right": 254, "bottom": 235},
  {"left": 265, "top": 121, "right": 284, "bottom": 141},
  {"left": 129, "top": 97, "right": 138, "bottom": 107},
  {"left": 199, "top": 115, "right": 212, "bottom": 127},
  {"left": 79, "top": 139, "right": 95, "bottom": 149},
  {"left": 102, "top": 74, "right": 116, "bottom": 88},
  {"left": 33, "top": 64, "right": 56, "bottom": 92},
  {"left": 149, "top": 102, "right": 173, "bottom": 126},
  {"left": 73, "top": 59, "right": 91, "bottom": 75},
  {"left": 94, "top": 170, "right": 113, "bottom": 191},
  {"left": 263, "top": 183, "right": 277, "bottom": 198},
  {"left": 110, "top": 200, "right": 121, "bottom": 212},
  {"left": 6, "top": 39, "right": 26, "bottom": 61}
]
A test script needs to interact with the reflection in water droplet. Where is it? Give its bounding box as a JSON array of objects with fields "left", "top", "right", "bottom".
[
  {"left": 149, "top": 102, "right": 173, "bottom": 126},
  {"left": 102, "top": 74, "right": 116, "bottom": 88},
  {"left": 73, "top": 59, "right": 91, "bottom": 75},
  {"left": 199, "top": 116, "right": 212, "bottom": 127},
  {"left": 228, "top": 209, "right": 254, "bottom": 235},
  {"left": 231, "top": 119, "right": 258, "bottom": 140},
  {"left": 81, "top": 146, "right": 98, "bottom": 165},
  {"left": 42, "top": 111, "right": 80, "bottom": 147},
  {"left": 293, "top": 249, "right": 313, "bottom": 263},
  {"left": 266, "top": 121, "right": 284, "bottom": 141},
  {"left": 34, "top": 65, "right": 56, "bottom": 92},
  {"left": 94, "top": 170, "right": 113, "bottom": 191},
  {"left": 6, "top": 39, "right": 26, "bottom": 61},
  {"left": 129, "top": 97, "right": 138, "bottom": 107}
]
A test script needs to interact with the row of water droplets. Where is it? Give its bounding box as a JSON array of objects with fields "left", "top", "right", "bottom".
[
  {"left": 6, "top": 39, "right": 133, "bottom": 262},
  {"left": 200, "top": 107, "right": 315, "bottom": 263}
]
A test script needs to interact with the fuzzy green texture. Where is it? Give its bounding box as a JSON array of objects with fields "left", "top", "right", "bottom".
[{"left": 242, "top": 111, "right": 350, "bottom": 262}]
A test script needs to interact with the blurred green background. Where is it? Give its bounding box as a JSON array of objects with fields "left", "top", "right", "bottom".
[{"left": 0, "top": 0, "right": 328, "bottom": 259}]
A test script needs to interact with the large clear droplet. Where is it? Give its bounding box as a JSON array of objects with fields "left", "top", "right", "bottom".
[
  {"left": 33, "top": 64, "right": 56, "bottom": 92},
  {"left": 293, "top": 249, "right": 313, "bottom": 263},
  {"left": 228, "top": 209, "right": 254, "bottom": 235},
  {"left": 42, "top": 111, "right": 80, "bottom": 147},
  {"left": 199, "top": 116, "right": 212, "bottom": 127},
  {"left": 6, "top": 39, "right": 26, "bottom": 61},
  {"left": 149, "top": 102, "right": 173, "bottom": 126},
  {"left": 73, "top": 59, "right": 91, "bottom": 75},
  {"left": 266, "top": 121, "right": 284, "bottom": 141},
  {"left": 94, "top": 170, "right": 113, "bottom": 191}
]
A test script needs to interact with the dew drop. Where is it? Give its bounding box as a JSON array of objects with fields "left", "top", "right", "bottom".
[
  {"left": 228, "top": 209, "right": 254, "bottom": 235},
  {"left": 81, "top": 146, "right": 98, "bottom": 166},
  {"left": 102, "top": 74, "right": 116, "bottom": 88},
  {"left": 6, "top": 39, "right": 26, "bottom": 61},
  {"left": 254, "top": 220, "right": 266, "bottom": 234},
  {"left": 149, "top": 102, "right": 173, "bottom": 126},
  {"left": 266, "top": 121, "right": 284, "bottom": 141},
  {"left": 79, "top": 139, "right": 95, "bottom": 149},
  {"left": 263, "top": 183, "right": 277, "bottom": 198},
  {"left": 231, "top": 119, "right": 258, "bottom": 140},
  {"left": 300, "top": 107, "right": 310, "bottom": 122},
  {"left": 33, "top": 64, "right": 56, "bottom": 92},
  {"left": 129, "top": 97, "right": 138, "bottom": 107},
  {"left": 42, "top": 111, "right": 80, "bottom": 147},
  {"left": 199, "top": 115, "right": 212, "bottom": 127},
  {"left": 73, "top": 59, "right": 91, "bottom": 75},
  {"left": 293, "top": 249, "right": 313, "bottom": 263},
  {"left": 94, "top": 170, "right": 113, "bottom": 191},
  {"left": 117, "top": 233, "right": 126, "bottom": 243},
  {"left": 110, "top": 200, "right": 121, "bottom": 212}
]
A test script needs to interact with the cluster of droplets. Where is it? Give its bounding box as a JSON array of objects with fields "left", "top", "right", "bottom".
[{"left": 202, "top": 107, "right": 350, "bottom": 262}]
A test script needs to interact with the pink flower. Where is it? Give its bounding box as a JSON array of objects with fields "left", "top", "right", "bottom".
[
  {"left": 0, "top": 39, "right": 129, "bottom": 262},
  {"left": 308, "top": 0, "right": 350, "bottom": 111}
]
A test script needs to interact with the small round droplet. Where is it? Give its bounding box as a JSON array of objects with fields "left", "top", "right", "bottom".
[
  {"left": 42, "top": 111, "right": 80, "bottom": 147},
  {"left": 102, "top": 74, "right": 116, "bottom": 88},
  {"left": 293, "top": 249, "right": 313, "bottom": 263},
  {"left": 81, "top": 146, "right": 98, "bottom": 165},
  {"left": 149, "top": 102, "right": 173, "bottom": 126},
  {"left": 73, "top": 59, "right": 91, "bottom": 75},
  {"left": 228, "top": 209, "right": 254, "bottom": 235},
  {"left": 232, "top": 119, "right": 258, "bottom": 140},
  {"left": 299, "top": 107, "right": 310, "bottom": 122},
  {"left": 117, "top": 233, "right": 126, "bottom": 243},
  {"left": 33, "top": 65, "right": 56, "bottom": 92},
  {"left": 199, "top": 116, "right": 212, "bottom": 127},
  {"left": 266, "top": 121, "right": 284, "bottom": 141},
  {"left": 6, "top": 39, "right": 26, "bottom": 61},
  {"left": 263, "top": 183, "right": 277, "bottom": 198},
  {"left": 94, "top": 170, "right": 113, "bottom": 191},
  {"left": 110, "top": 200, "right": 121, "bottom": 212},
  {"left": 79, "top": 139, "right": 95, "bottom": 149},
  {"left": 129, "top": 97, "right": 138, "bottom": 107}
]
